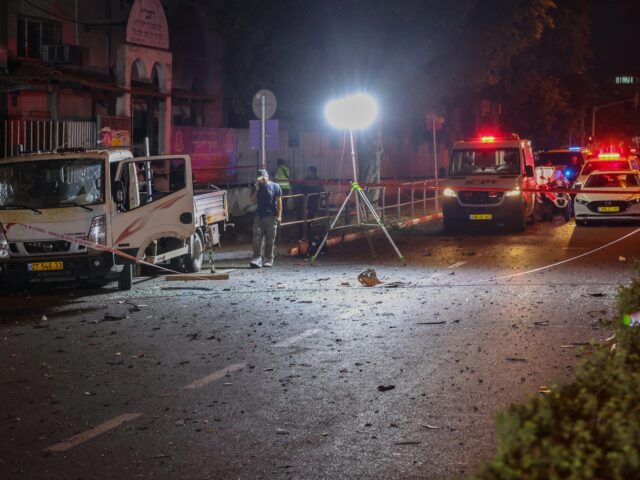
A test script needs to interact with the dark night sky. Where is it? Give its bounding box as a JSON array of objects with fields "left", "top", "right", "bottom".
[{"left": 591, "top": 0, "right": 640, "bottom": 74}]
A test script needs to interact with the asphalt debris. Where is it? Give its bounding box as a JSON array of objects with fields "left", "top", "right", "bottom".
[
  {"left": 377, "top": 385, "right": 396, "bottom": 392},
  {"left": 358, "top": 269, "right": 382, "bottom": 287}
]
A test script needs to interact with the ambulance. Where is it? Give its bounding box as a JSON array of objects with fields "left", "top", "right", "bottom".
[{"left": 441, "top": 134, "right": 536, "bottom": 232}]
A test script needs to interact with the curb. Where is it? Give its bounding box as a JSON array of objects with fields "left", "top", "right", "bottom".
[
  {"left": 287, "top": 211, "right": 443, "bottom": 256},
  {"left": 213, "top": 212, "right": 443, "bottom": 261},
  {"left": 213, "top": 249, "right": 253, "bottom": 261}
]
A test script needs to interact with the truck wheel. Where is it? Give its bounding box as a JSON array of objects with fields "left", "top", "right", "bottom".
[
  {"left": 118, "top": 264, "right": 133, "bottom": 291},
  {"left": 184, "top": 233, "right": 204, "bottom": 273},
  {"left": 511, "top": 207, "right": 526, "bottom": 233},
  {"left": 527, "top": 199, "right": 536, "bottom": 224},
  {"left": 172, "top": 234, "right": 204, "bottom": 273}
]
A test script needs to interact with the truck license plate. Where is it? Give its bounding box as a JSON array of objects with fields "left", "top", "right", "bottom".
[
  {"left": 598, "top": 206, "right": 619, "bottom": 213},
  {"left": 470, "top": 214, "right": 492, "bottom": 220},
  {"left": 28, "top": 261, "right": 64, "bottom": 272}
]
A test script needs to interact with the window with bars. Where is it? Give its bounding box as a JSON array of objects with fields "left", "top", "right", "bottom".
[{"left": 17, "top": 16, "right": 61, "bottom": 59}]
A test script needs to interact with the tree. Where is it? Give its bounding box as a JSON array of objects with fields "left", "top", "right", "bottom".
[
  {"left": 203, "top": 0, "right": 561, "bottom": 180},
  {"left": 484, "top": 0, "right": 593, "bottom": 147}
]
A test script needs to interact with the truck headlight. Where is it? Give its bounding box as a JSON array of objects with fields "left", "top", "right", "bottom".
[
  {"left": 87, "top": 214, "right": 107, "bottom": 245},
  {"left": 505, "top": 189, "right": 521, "bottom": 197},
  {"left": 575, "top": 197, "right": 588, "bottom": 205},
  {"left": 443, "top": 188, "right": 457, "bottom": 197}
]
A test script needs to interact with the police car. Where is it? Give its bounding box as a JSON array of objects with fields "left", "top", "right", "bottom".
[
  {"left": 574, "top": 152, "right": 640, "bottom": 188},
  {"left": 574, "top": 170, "right": 640, "bottom": 225},
  {"left": 538, "top": 147, "right": 591, "bottom": 183}
]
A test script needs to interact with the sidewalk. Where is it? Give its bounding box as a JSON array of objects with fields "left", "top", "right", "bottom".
[{"left": 212, "top": 210, "right": 443, "bottom": 261}]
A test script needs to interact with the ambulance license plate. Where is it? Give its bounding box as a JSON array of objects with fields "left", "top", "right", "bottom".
[
  {"left": 28, "top": 261, "right": 64, "bottom": 272},
  {"left": 470, "top": 214, "right": 492, "bottom": 220},
  {"left": 598, "top": 206, "right": 619, "bottom": 213}
]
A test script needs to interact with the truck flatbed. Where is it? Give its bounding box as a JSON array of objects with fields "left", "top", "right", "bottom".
[{"left": 194, "top": 190, "right": 228, "bottom": 226}]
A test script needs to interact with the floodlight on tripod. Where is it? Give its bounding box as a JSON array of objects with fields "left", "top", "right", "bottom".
[{"left": 310, "top": 93, "right": 405, "bottom": 265}]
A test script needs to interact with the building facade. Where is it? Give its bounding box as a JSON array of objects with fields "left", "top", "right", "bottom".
[{"left": 0, "top": 0, "right": 224, "bottom": 157}]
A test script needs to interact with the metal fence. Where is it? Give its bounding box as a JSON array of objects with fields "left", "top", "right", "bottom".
[
  {"left": 1, "top": 120, "right": 97, "bottom": 157},
  {"left": 280, "top": 181, "right": 441, "bottom": 241}
]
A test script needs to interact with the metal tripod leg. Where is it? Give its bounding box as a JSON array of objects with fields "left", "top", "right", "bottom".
[
  {"left": 356, "top": 188, "right": 405, "bottom": 264},
  {"left": 310, "top": 187, "right": 356, "bottom": 265},
  {"left": 311, "top": 182, "right": 405, "bottom": 266},
  {"left": 359, "top": 195, "right": 376, "bottom": 258}
]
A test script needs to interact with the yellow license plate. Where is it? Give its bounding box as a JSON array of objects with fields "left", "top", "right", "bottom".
[
  {"left": 470, "top": 214, "right": 493, "bottom": 220},
  {"left": 598, "top": 206, "right": 620, "bottom": 213},
  {"left": 28, "top": 261, "right": 64, "bottom": 272}
]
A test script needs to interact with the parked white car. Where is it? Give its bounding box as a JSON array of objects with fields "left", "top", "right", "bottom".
[
  {"left": 574, "top": 153, "right": 639, "bottom": 188},
  {"left": 574, "top": 170, "right": 640, "bottom": 226}
]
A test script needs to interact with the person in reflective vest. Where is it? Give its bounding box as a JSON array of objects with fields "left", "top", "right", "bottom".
[{"left": 275, "top": 158, "right": 291, "bottom": 214}]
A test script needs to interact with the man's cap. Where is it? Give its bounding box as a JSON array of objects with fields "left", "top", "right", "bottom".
[{"left": 257, "top": 168, "right": 269, "bottom": 179}]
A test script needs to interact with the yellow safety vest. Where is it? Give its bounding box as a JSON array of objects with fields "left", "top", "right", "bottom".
[{"left": 275, "top": 165, "right": 291, "bottom": 190}]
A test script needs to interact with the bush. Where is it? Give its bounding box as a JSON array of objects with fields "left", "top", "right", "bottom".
[{"left": 470, "top": 260, "right": 640, "bottom": 480}]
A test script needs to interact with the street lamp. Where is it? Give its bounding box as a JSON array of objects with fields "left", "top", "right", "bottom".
[{"left": 311, "top": 93, "right": 405, "bottom": 265}]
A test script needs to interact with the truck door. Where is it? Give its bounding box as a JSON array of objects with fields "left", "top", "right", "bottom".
[{"left": 111, "top": 155, "right": 194, "bottom": 255}]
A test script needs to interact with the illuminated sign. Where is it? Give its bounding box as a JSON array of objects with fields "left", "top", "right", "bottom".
[{"left": 615, "top": 76, "right": 634, "bottom": 85}]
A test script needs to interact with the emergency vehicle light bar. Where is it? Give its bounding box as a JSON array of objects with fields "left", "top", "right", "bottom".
[{"left": 471, "top": 133, "right": 520, "bottom": 142}]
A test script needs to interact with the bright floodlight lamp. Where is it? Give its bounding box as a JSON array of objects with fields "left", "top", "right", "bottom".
[
  {"left": 325, "top": 93, "right": 378, "bottom": 130},
  {"left": 311, "top": 93, "right": 405, "bottom": 265}
]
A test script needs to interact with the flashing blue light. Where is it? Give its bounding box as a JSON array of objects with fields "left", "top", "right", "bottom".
[
  {"left": 564, "top": 169, "right": 572, "bottom": 178},
  {"left": 569, "top": 147, "right": 581, "bottom": 151}
]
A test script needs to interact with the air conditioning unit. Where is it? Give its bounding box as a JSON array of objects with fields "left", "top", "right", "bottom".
[{"left": 41, "top": 44, "right": 84, "bottom": 65}]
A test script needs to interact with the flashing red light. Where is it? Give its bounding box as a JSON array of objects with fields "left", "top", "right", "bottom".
[
  {"left": 598, "top": 152, "right": 621, "bottom": 159},
  {"left": 480, "top": 136, "right": 495, "bottom": 143}
]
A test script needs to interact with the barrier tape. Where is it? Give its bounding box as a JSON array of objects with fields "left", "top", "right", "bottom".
[
  {"left": 289, "top": 178, "right": 640, "bottom": 196},
  {"left": 7, "top": 173, "right": 640, "bottom": 285},
  {"left": 10, "top": 220, "right": 640, "bottom": 286},
  {"left": 290, "top": 178, "right": 439, "bottom": 188},
  {"left": 491, "top": 227, "right": 640, "bottom": 281},
  {"left": 16, "top": 223, "right": 191, "bottom": 277}
]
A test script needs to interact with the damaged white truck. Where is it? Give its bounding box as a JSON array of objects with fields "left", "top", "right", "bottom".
[{"left": 0, "top": 149, "right": 228, "bottom": 291}]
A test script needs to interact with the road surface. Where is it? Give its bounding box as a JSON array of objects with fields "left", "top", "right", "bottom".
[{"left": 1, "top": 218, "right": 638, "bottom": 479}]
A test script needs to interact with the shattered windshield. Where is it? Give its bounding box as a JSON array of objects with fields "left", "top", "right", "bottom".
[
  {"left": 449, "top": 148, "right": 521, "bottom": 176},
  {"left": 0, "top": 159, "right": 105, "bottom": 209}
]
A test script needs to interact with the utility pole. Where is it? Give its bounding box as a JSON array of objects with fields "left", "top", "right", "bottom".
[
  {"left": 432, "top": 112, "right": 438, "bottom": 211},
  {"left": 591, "top": 92, "right": 640, "bottom": 142}
]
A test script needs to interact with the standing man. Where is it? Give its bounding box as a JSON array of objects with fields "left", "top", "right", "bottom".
[
  {"left": 275, "top": 158, "right": 291, "bottom": 215},
  {"left": 250, "top": 169, "right": 282, "bottom": 268}
]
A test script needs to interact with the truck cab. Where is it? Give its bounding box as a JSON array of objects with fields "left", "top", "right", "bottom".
[
  {"left": 0, "top": 149, "right": 225, "bottom": 290},
  {"left": 441, "top": 134, "right": 536, "bottom": 232}
]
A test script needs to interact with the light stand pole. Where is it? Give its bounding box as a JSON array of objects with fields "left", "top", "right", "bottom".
[{"left": 310, "top": 94, "right": 405, "bottom": 266}]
